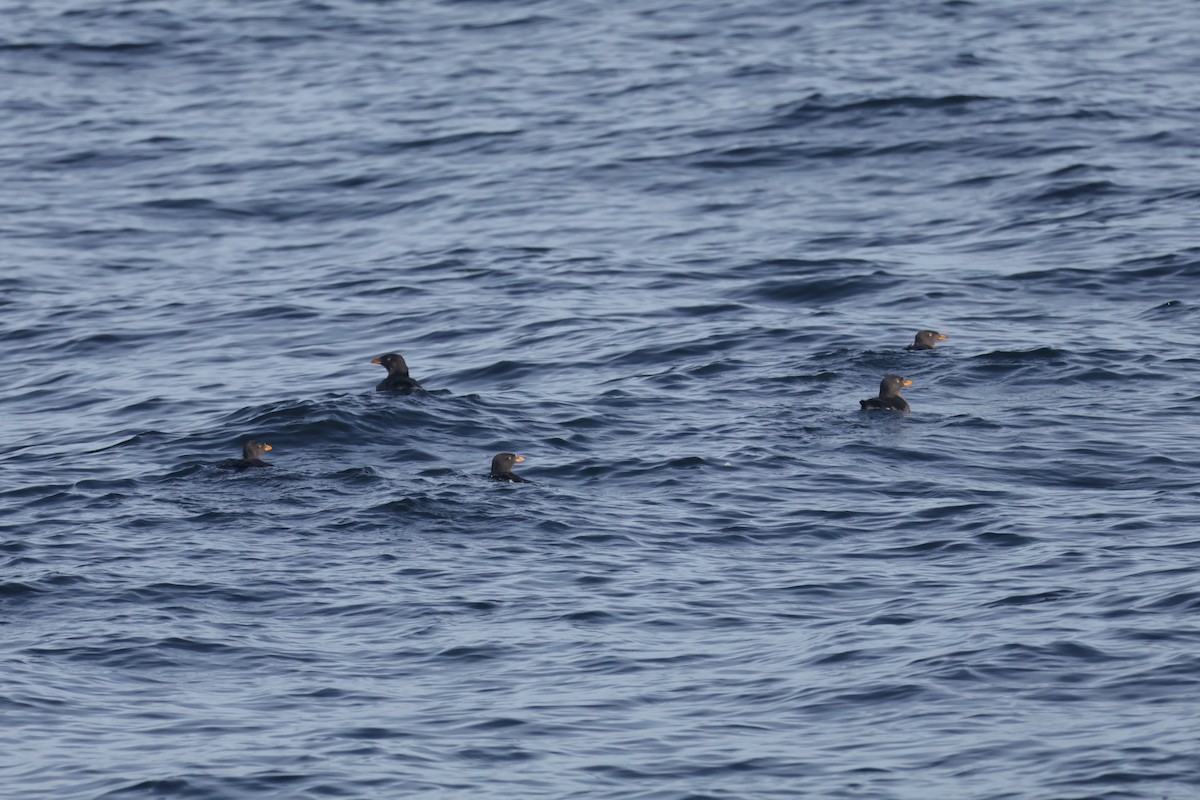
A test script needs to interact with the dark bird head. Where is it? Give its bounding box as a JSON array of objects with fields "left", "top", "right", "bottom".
[
  {"left": 880, "top": 375, "right": 913, "bottom": 397},
  {"left": 371, "top": 353, "right": 409, "bottom": 377},
  {"left": 242, "top": 440, "right": 273, "bottom": 459},
  {"left": 910, "top": 330, "right": 948, "bottom": 350},
  {"left": 490, "top": 452, "right": 525, "bottom": 475}
]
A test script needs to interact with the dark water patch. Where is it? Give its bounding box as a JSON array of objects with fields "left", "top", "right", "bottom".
[
  {"left": 975, "top": 531, "right": 1038, "bottom": 547},
  {"left": 340, "top": 726, "right": 413, "bottom": 741},
  {"left": 739, "top": 257, "right": 884, "bottom": 278},
  {"left": 772, "top": 93, "right": 997, "bottom": 127},
  {"left": 59, "top": 330, "right": 170, "bottom": 357},
  {"left": 1140, "top": 590, "right": 1200, "bottom": 612},
  {"left": 25, "top": 636, "right": 245, "bottom": 670},
  {"left": 988, "top": 589, "right": 1077, "bottom": 607},
  {"left": 741, "top": 270, "right": 901, "bottom": 306},
  {"left": 0, "top": 581, "right": 43, "bottom": 600},
  {"left": 114, "top": 582, "right": 285, "bottom": 606},
  {"left": 1028, "top": 179, "right": 1123, "bottom": 204},
  {"left": 688, "top": 142, "right": 870, "bottom": 169},
  {"left": 966, "top": 347, "right": 1073, "bottom": 383},
  {"left": 95, "top": 778, "right": 202, "bottom": 800},
  {"left": 435, "top": 644, "right": 511, "bottom": 663},
  {"left": 882, "top": 538, "right": 977, "bottom": 557}
]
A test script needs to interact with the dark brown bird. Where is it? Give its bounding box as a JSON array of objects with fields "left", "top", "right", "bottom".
[
  {"left": 371, "top": 353, "right": 423, "bottom": 394},
  {"left": 489, "top": 452, "right": 528, "bottom": 483},
  {"left": 221, "top": 440, "right": 274, "bottom": 470},
  {"left": 906, "top": 330, "right": 948, "bottom": 351},
  {"left": 859, "top": 375, "right": 913, "bottom": 412}
]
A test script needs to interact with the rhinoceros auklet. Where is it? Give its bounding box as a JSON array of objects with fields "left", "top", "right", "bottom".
[
  {"left": 859, "top": 375, "right": 913, "bottom": 412},
  {"left": 222, "top": 440, "right": 273, "bottom": 470},
  {"left": 372, "top": 353, "right": 424, "bottom": 394},
  {"left": 906, "top": 330, "right": 948, "bottom": 351},
  {"left": 489, "top": 453, "right": 528, "bottom": 483}
]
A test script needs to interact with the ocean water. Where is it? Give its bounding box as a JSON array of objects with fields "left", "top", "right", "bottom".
[{"left": 3, "top": 1, "right": 1200, "bottom": 798}]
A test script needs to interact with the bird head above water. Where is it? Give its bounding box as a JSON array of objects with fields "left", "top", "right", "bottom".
[
  {"left": 908, "top": 330, "right": 948, "bottom": 350},
  {"left": 243, "top": 440, "right": 273, "bottom": 460},
  {"left": 371, "top": 353, "right": 410, "bottom": 377},
  {"left": 489, "top": 452, "right": 528, "bottom": 482}
]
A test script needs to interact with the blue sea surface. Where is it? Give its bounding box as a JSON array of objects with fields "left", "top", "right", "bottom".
[{"left": 3, "top": 1, "right": 1200, "bottom": 798}]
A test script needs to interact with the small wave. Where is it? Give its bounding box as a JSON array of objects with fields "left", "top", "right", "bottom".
[{"left": 772, "top": 92, "right": 996, "bottom": 126}]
